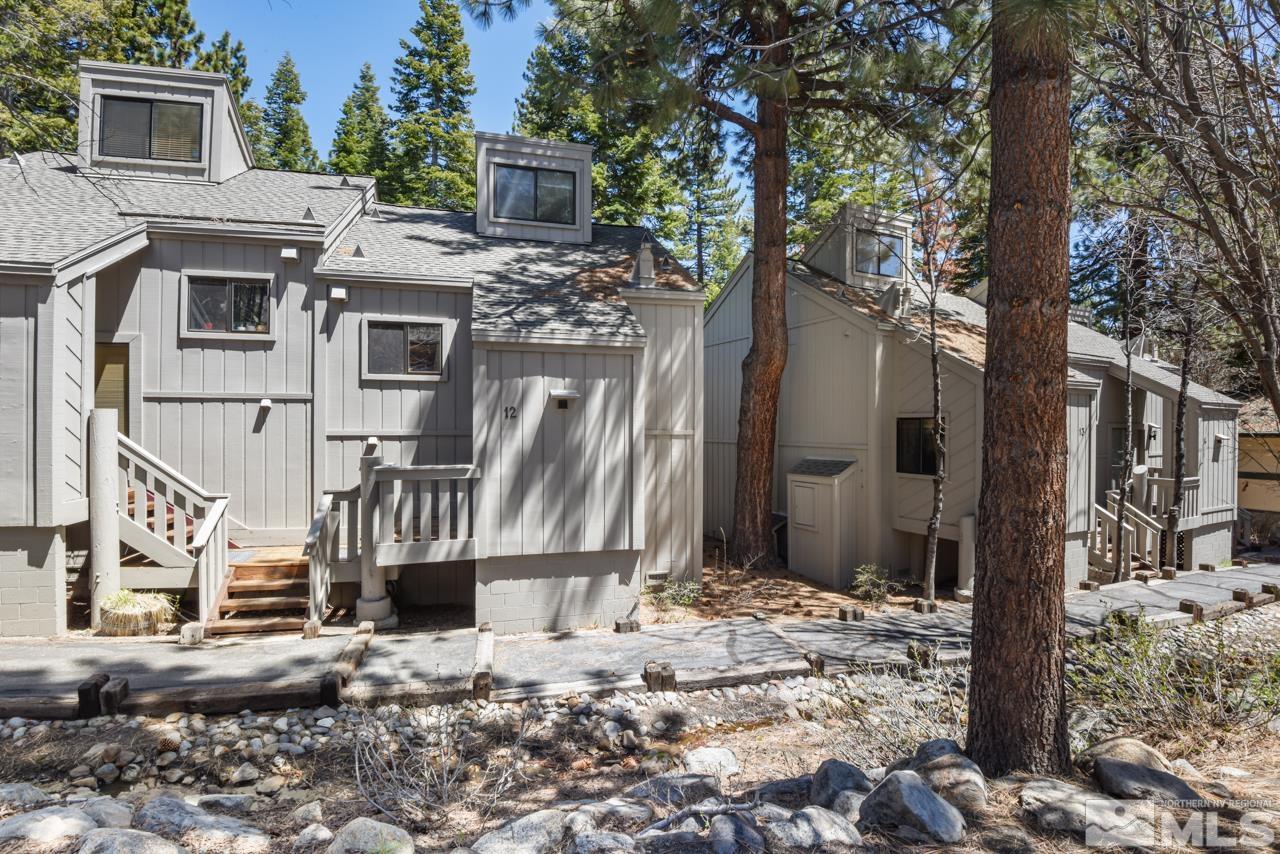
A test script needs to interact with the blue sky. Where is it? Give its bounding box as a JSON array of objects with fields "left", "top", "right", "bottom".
[{"left": 189, "top": 0, "right": 554, "bottom": 158}]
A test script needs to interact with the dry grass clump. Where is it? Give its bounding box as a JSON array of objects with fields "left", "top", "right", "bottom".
[{"left": 99, "top": 589, "right": 177, "bottom": 636}]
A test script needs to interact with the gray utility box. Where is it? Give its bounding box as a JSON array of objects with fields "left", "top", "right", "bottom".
[{"left": 785, "top": 458, "right": 858, "bottom": 591}]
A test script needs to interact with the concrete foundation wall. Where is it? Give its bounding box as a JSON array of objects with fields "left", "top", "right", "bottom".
[
  {"left": 1189, "top": 521, "right": 1234, "bottom": 570},
  {"left": 475, "top": 551, "right": 641, "bottom": 634},
  {"left": 0, "top": 527, "right": 66, "bottom": 637}
]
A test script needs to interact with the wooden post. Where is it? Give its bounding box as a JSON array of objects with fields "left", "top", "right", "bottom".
[
  {"left": 957, "top": 514, "right": 976, "bottom": 593},
  {"left": 356, "top": 444, "right": 393, "bottom": 624},
  {"left": 88, "top": 410, "right": 121, "bottom": 630}
]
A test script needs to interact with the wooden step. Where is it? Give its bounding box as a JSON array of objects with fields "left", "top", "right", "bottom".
[
  {"left": 227, "top": 577, "right": 307, "bottom": 594},
  {"left": 219, "top": 595, "right": 309, "bottom": 613},
  {"left": 229, "top": 563, "right": 308, "bottom": 581},
  {"left": 206, "top": 615, "right": 307, "bottom": 636}
]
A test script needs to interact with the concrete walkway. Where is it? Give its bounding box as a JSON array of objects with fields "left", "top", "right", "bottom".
[{"left": 1, "top": 563, "right": 1277, "bottom": 715}]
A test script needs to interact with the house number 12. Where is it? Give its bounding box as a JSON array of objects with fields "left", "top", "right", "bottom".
[{"left": 503, "top": 406, "right": 518, "bottom": 420}]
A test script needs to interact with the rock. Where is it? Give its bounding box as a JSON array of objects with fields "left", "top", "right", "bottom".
[
  {"left": 571, "top": 830, "right": 639, "bottom": 853},
  {"left": 472, "top": 809, "right": 568, "bottom": 854},
  {"left": 229, "top": 762, "right": 259, "bottom": 784},
  {"left": 135, "top": 796, "right": 269, "bottom": 852},
  {"left": 325, "top": 817, "right": 412, "bottom": 854},
  {"left": 761, "top": 805, "right": 862, "bottom": 851},
  {"left": 0, "top": 806, "right": 97, "bottom": 845},
  {"left": 194, "top": 794, "right": 257, "bottom": 814},
  {"left": 1216, "top": 766, "right": 1252, "bottom": 779},
  {"left": 856, "top": 770, "right": 965, "bottom": 844},
  {"left": 747, "top": 775, "right": 811, "bottom": 808},
  {"left": 95, "top": 763, "right": 121, "bottom": 783},
  {"left": 80, "top": 797, "right": 134, "bottom": 828},
  {"left": 974, "top": 825, "right": 1038, "bottom": 854},
  {"left": 750, "top": 802, "right": 793, "bottom": 824},
  {"left": 914, "top": 753, "right": 988, "bottom": 814},
  {"left": 633, "top": 830, "right": 707, "bottom": 853},
  {"left": 683, "top": 747, "right": 740, "bottom": 777},
  {"left": 913, "top": 738, "right": 963, "bottom": 764},
  {"left": 578, "top": 798, "right": 653, "bottom": 827},
  {"left": 1171, "top": 758, "right": 1203, "bottom": 780},
  {"left": 809, "top": 759, "right": 873, "bottom": 810},
  {"left": 709, "top": 812, "right": 763, "bottom": 854},
  {"left": 1074, "top": 736, "right": 1171, "bottom": 776},
  {"left": 294, "top": 822, "right": 335, "bottom": 851},
  {"left": 1020, "top": 778, "right": 1151, "bottom": 840},
  {"left": 0, "top": 782, "right": 51, "bottom": 809},
  {"left": 256, "top": 774, "right": 286, "bottom": 795},
  {"left": 290, "top": 800, "right": 324, "bottom": 826},
  {"left": 78, "top": 827, "right": 188, "bottom": 854},
  {"left": 829, "top": 789, "right": 864, "bottom": 822},
  {"left": 627, "top": 773, "right": 721, "bottom": 807},
  {"left": 1093, "top": 756, "right": 1200, "bottom": 802}
]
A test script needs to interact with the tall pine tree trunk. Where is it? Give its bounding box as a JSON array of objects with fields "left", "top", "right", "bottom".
[
  {"left": 729, "top": 93, "right": 789, "bottom": 566},
  {"left": 1166, "top": 289, "right": 1196, "bottom": 567},
  {"left": 967, "top": 6, "right": 1072, "bottom": 776},
  {"left": 925, "top": 298, "right": 944, "bottom": 601}
]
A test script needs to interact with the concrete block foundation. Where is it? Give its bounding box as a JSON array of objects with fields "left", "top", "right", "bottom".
[
  {"left": 0, "top": 527, "right": 67, "bottom": 637},
  {"left": 476, "top": 551, "right": 642, "bottom": 634}
]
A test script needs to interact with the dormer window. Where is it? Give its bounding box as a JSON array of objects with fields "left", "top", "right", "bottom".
[
  {"left": 100, "top": 96, "right": 202, "bottom": 162},
  {"left": 493, "top": 164, "right": 575, "bottom": 226},
  {"left": 855, "top": 230, "right": 904, "bottom": 278}
]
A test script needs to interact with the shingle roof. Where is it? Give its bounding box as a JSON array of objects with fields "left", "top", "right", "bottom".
[
  {"left": 322, "top": 205, "right": 698, "bottom": 340},
  {"left": 788, "top": 260, "right": 1238, "bottom": 408},
  {"left": 0, "top": 152, "right": 370, "bottom": 269},
  {"left": 789, "top": 458, "right": 856, "bottom": 477}
]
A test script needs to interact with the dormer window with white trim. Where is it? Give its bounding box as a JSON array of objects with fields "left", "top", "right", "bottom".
[
  {"left": 855, "top": 231, "right": 904, "bottom": 278},
  {"left": 99, "top": 96, "right": 202, "bottom": 162},
  {"left": 493, "top": 164, "right": 576, "bottom": 226}
]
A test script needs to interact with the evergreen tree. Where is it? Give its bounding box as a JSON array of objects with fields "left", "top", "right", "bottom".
[
  {"left": 384, "top": 0, "right": 476, "bottom": 209},
  {"left": 238, "top": 98, "right": 272, "bottom": 165},
  {"left": 194, "top": 30, "right": 250, "bottom": 102},
  {"left": 114, "top": 0, "right": 205, "bottom": 68},
  {"left": 329, "top": 63, "right": 391, "bottom": 178},
  {"left": 261, "top": 53, "right": 319, "bottom": 172},
  {"left": 672, "top": 117, "right": 746, "bottom": 298},
  {"left": 514, "top": 24, "right": 682, "bottom": 239}
]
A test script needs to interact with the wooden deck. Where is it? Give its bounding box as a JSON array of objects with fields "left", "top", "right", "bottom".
[{"left": 229, "top": 546, "right": 308, "bottom": 567}]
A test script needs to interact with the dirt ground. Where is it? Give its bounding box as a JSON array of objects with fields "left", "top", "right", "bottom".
[{"left": 638, "top": 538, "right": 937, "bottom": 625}]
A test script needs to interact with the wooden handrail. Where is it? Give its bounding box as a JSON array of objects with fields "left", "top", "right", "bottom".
[
  {"left": 190, "top": 497, "right": 229, "bottom": 550},
  {"left": 302, "top": 493, "right": 335, "bottom": 555},
  {"left": 373, "top": 464, "right": 480, "bottom": 482},
  {"left": 117, "top": 432, "right": 229, "bottom": 505},
  {"left": 1105, "top": 491, "right": 1165, "bottom": 534},
  {"left": 323, "top": 486, "right": 360, "bottom": 501}
]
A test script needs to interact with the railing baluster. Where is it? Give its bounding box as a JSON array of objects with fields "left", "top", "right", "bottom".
[
  {"left": 458, "top": 478, "right": 471, "bottom": 540},
  {"left": 439, "top": 479, "right": 454, "bottom": 541}
]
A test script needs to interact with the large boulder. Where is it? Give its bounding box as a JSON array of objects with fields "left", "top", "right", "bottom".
[
  {"left": 80, "top": 797, "right": 134, "bottom": 829},
  {"left": 577, "top": 798, "right": 653, "bottom": 828},
  {"left": 761, "top": 805, "right": 862, "bottom": 851},
  {"left": 1075, "top": 737, "right": 1171, "bottom": 776},
  {"left": 78, "top": 827, "right": 188, "bottom": 854},
  {"left": 914, "top": 753, "right": 988, "bottom": 815},
  {"left": 570, "top": 830, "right": 639, "bottom": 853},
  {"left": 135, "top": 796, "right": 269, "bottom": 853},
  {"left": 856, "top": 770, "right": 966, "bottom": 844},
  {"left": 684, "top": 747, "right": 740, "bottom": 778},
  {"left": 627, "top": 773, "right": 721, "bottom": 807},
  {"left": 634, "top": 830, "right": 709, "bottom": 852},
  {"left": 1093, "top": 756, "right": 1200, "bottom": 802},
  {"left": 0, "top": 782, "right": 52, "bottom": 809},
  {"left": 1020, "top": 777, "right": 1152, "bottom": 841},
  {"left": 0, "top": 806, "right": 97, "bottom": 846},
  {"left": 472, "top": 809, "right": 569, "bottom": 854},
  {"left": 325, "top": 817, "right": 412, "bottom": 854},
  {"left": 294, "top": 822, "right": 335, "bottom": 851},
  {"left": 887, "top": 739, "right": 964, "bottom": 774},
  {"left": 709, "top": 812, "right": 763, "bottom": 854},
  {"left": 809, "top": 759, "right": 873, "bottom": 809},
  {"left": 747, "top": 775, "right": 811, "bottom": 808}
]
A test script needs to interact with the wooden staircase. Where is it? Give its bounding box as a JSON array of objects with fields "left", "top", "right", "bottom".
[{"left": 206, "top": 550, "right": 311, "bottom": 636}]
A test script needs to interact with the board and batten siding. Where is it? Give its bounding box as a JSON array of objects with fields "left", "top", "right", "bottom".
[
  {"left": 1066, "top": 390, "right": 1096, "bottom": 534},
  {"left": 96, "top": 237, "right": 315, "bottom": 536},
  {"left": 0, "top": 283, "right": 43, "bottom": 527},
  {"left": 473, "top": 345, "right": 639, "bottom": 559},
  {"left": 703, "top": 263, "right": 752, "bottom": 537},
  {"left": 1196, "top": 407, "right": 1238, "bottom": 514},
  {"left": 321, "top": 284, "right": 473, "bottom": 488},
  {"left": 625, "top": 291, "right": 704, "bottom": 583}
]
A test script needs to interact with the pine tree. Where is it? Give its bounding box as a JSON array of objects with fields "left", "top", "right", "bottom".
[
  {"left": 194, "top": 31, "right": 250, "bottom": 102},
  {"left": 672, "top": 117, "right": 746, "bottom": 297},
  {"left": 115, "top": 0, "right": 205, "bottom": 68},
  {"left": 384, "top": 0, "right": 476, "bottom": 209},
  {"left": 514, "top": 24, "right": 682, "bottom": 239},
  {"left": 261, "top": 53, "right": 319, "bottom": 172},
  {"left": 238, "top": 98, "right": 272, "bottom": 166},
  {"left": 329, "top": 63, "right": 391, "bottom": 178}
]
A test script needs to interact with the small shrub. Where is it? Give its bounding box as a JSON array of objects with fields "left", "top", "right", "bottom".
[
  {"left": 644, "top": 581, "right": 702, "bottom": 609},
  {"left": 848, "top": 564, "right": 900, "bottom": 604}
]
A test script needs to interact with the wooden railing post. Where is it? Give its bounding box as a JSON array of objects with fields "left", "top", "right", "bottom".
[
  {"left": 88, "top": 410, "right": 121, "bottom": 630},
  {"left": 357, "top": 441, "right": 395, "bottom": 626}
]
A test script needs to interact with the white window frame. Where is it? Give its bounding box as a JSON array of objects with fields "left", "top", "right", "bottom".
[
  {"left": 360, "top": 314, "right": 454, "bottom": 383},
  {"left": 179, "top": 269, "right": 277, "bottom": 343}
]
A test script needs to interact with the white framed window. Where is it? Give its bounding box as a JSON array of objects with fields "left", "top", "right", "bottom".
[
  {"left": 179, "top": 271, "right": 276, "bottom": 342},
  {"left": 100, "top": 96, "right": 203, "bottom": 162},
  {"left": 855, "top": 230, "right": 904, "bottom": 278},
  {"left": 361, "top": 315, "right": 452, "bottom": 382},
  {"left": 492, "top": 163, "right": 576, "bottom": 226}
]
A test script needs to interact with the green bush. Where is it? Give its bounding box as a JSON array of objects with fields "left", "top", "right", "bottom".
[
  {"left": 849, "top": 563, "right": 900, "bottom": 604},
  {"left": 644, "top": 581, "right": 702, "bottom": 609}
]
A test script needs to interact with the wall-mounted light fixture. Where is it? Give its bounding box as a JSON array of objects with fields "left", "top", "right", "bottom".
[
  {"left": 259, "top": 398, "right": 273, "bottom": 411},
  {"left": 280, "top": 246, "right": 300, "bottom": 262},
  {"left": 329, "top": 284, "right": 349, "bottom": 303},
  {"left": 550, "top": 389, "right": 580, "bottom": 410}
]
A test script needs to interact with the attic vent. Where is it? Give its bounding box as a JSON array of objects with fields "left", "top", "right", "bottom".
[
  {"left": 368, "top": 207, "right": 382, "bottom": 220},
  {"left": 339, "top": 176, "right": 352, "bottom": 187},
  {"left": 301, "top": 206, "right": 316, "bottom": 222},
  {"left": 351, "top": 244, "right": 365, "bottom": 259}
]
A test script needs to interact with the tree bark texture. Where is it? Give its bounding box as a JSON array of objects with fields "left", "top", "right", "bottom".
[
  {"left": 729, "top": 92, "right": 789, "bottom": 567},
  {"left": 967, "top": 10, "right": 1072, "bottom": 777}
]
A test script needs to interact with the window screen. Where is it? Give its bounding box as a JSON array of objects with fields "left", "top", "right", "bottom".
[
  {"left": 855, "top": 231, "right": 904, "bottom": 277},
  {"left": 368, "top": 322, "right": 444, "bottom": 376},
  {"left": 493, "top": 164, "right": 576, "bottom": 225},
  {"left": 897, "top": 417, "right": 942, "bottom": 476},
  {"left": 100, "top": 97, "right": 201, "bottom": 162},
  {"left": 187, "top": 277, "right": 270, "bottom": 334}
]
